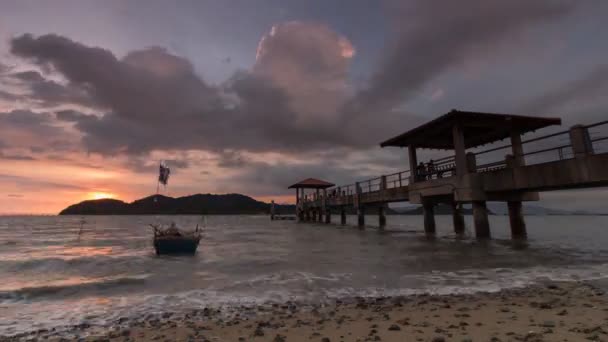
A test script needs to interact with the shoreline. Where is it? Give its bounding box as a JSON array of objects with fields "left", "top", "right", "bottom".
[{"left": 3, "top": 281, "right": 607, "bottom": 342}]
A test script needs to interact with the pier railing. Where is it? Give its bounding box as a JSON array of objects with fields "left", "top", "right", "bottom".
[
  {"left": 306, "top": 120, "right": 608, "bottom": 204},
  {"left": 474, "top": 128, "right": 574, "bottom": 171},
  {"left": 587, "top": 120, "right": 608, "bottom": 154},
  {"left": 385, "top": 170, "right": 411, "bottom": 189}
]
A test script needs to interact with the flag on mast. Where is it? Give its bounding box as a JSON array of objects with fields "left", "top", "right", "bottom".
[{"left": 158, "top": 161, "right": 171, "bottom": 186}]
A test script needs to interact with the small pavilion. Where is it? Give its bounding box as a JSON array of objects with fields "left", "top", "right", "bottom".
[
  {"left": 381, "top": 109, "right": 561, "bottom": 238},
  {"left": 288, "top": 178, "right": 334, "bottom": 222}
]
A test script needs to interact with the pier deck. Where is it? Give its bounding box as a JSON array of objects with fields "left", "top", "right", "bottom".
[{"left": 292, "top": 110, "right": 608, "bottom": 239}]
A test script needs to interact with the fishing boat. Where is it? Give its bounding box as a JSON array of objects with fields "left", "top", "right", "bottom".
[
  {"left": 151, "top": 222, "right": 201, "bottom": 255},
  {"left": 149, "top": 161, "right": 202, "bottom": 255}
]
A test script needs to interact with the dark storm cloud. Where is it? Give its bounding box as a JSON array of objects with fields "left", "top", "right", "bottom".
[
  {"left": 11, "top": 70, "right": 45, "bottom": 82},
  {"left": 0, "top": 110, "right": 75, "bottom": 151},
  {"left": 0, "top": 152, "right": 36, "bottom": 161},
  {"left": 55, "top": 109, "right": 94, "bottom": 122},
  {"left": 3, "top": 70, "right": 95, "bottom": 107},
  {"left": 7, "top": 2, "right": 580, "bottom": 158},
  {"left": 216, "top": 150, "right": 248, "bottom": 169},
  {"left": 225, "top": 159, "right": 378, "bottom": 196},
  {"left": 354, "top": 0, "right": 577, "bottom": 112},
  {"left": 10, "top": 31, "right": 379, "bottom": 155},
  {"left": 0, "top": 110, "right": 59, "bottom": 136},
  {"left": 120, "top": 155, "right": 190, "bottom": 174},
  {"left": 0, "top": 90, "right": 20, "bottom": 102},
  {"left": 521, "top": 64, "right": 608, "bottom": 120}
]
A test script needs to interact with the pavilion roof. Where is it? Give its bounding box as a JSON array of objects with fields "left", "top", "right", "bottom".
[
  {"left": 380, "top": 110, "right": 562, "bottom": 150},
  {"left": 288, "top": 178, "right": 335, "bottom": 189}
]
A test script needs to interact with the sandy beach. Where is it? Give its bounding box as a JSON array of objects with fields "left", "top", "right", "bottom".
[{"left": 4, "top": 281, "right": 606, "bottom": 342}]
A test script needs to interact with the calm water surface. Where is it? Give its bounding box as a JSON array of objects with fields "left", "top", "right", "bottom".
[{"left": 1, "top": 215, "right": 607, "bottom": 336}]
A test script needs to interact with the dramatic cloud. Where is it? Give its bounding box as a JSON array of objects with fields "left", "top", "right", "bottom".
[
  {"left": 0, "top": 109, "right": 71, "bottom": 148},
  {"left": 8, "top": 2, "right": 579, "bottom": 159},
  {"left": 254, "top": 21, "right": 355, "bottom": 124},
  {"left": 6, "top": 70, "right": 94, "bottom": 107},
  {"left": 354, "top": 0, "right": 576, "bottom": 112},
  {"left": 521, "top": 64, "right": 608, "bottom": 120},
  {"left": 0, "top": 152, "right": 36, "bottom": 161},
  {"left": 10, "top": 30, "right": 373, "bottom": 155}
]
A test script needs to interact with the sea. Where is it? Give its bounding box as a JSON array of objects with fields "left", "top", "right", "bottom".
[{"left": 1, "top": 214, "right": 608, "bottom": 337}]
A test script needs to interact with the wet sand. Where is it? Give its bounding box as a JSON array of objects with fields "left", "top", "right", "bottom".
[{"left": 4, "top": 281, "right": 608, "bottom": 342}]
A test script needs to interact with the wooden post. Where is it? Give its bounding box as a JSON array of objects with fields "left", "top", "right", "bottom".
[
  {"left": 452, "top": 201, "right": 465, "bottom": 235},
  {"left": 357, "top": 206, "right": 365, "bottom": 228},
  {"left": 321, "top": 188, "right": 327, "bottom": 223},
  {"left": 356, "top": 182, "right": 364, "bottom": 228},
  {"left": 378, "top": 205, "right": 386, "bottom": 230},
  {"left": 466, "top": 152, "right": 477, "bottom": 173},
  {"left": 340, "top": 207, "right": 346, "bottom": 225},
  {"left": 510, "top": 131, "right": 525, "bottom": 166},
  {"left": 408, "top": 146, "right": 418, "bottom": 183},
  {"left": 473, "top": 201, "right": 490, "bottom": 239},
  {"left": 453, "top": 123, "right": 467, "bottom": 176},
  {"left": 570, "top": 125, "right": 594, "bottom": 158},
  {"left": 423, "top": 200, "right": 436, "bottom": 235},
  {"left": 325, "top": 208, "right": 331, "bottom": 224},
  {"left": 508, "top": 201, "right": 527, "bottom": 239}
]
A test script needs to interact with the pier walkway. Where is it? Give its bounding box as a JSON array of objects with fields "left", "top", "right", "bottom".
[{"left": 292, "top": 110, "right": 608, "bottom": 239}]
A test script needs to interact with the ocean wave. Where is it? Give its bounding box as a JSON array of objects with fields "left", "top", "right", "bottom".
[
  {"left": 0, "top": 275, "right": 148, "bottom": 302},
  {"left": 0, "top": 253, "right": 148, "bottom": 274}
]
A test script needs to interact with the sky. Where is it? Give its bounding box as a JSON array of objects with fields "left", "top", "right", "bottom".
[{"left": 1, "top": 0, "right": 608, "bottom": 214}]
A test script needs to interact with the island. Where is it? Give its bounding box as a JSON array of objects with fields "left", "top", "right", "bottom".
[{"left": 59, "top": 194, "right": 295, "bottom": 215}]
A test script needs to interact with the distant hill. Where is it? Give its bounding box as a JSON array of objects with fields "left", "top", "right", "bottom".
[{"left": 59, "top": 194, "right": 295, "bottom": 215}]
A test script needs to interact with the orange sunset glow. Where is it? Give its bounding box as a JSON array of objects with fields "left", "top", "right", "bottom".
[{"left": 88, "top": 192, "right": 116, "bottom": 200}]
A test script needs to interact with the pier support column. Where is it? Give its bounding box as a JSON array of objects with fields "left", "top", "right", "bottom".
[
  {"left": 317, "top": 209, "right": 323, "bottom": 223},
  {"left": 453, "top": 123, "right": 468, "bottom": 176},
  {"left": 508, "top": 201, "right": 527, "bottom": 239},
  {"left": 312, "top": 209, "right": 317, "bottom": 222},
  {"left": 357, "top": 206, "right": 365, "bottom": 229},
  {"left": 325, "top": 208, "right": 331, "bottom": 224},
  {"left": 340, "top": 207, "right": 346, "bottom": 225},
  {"left": 408, "top": 146, "right": 418, "bottom": 183},
  {"left": 305, "top": 209, "right": 311, "bottom": 222},
  {"left": 378, "top": 205, "right": 386, "bottom": 230},
  {"left": 473, "top": 201, "right": 491, "bottom": 239},
  {"left": 570, "top": 125, "right": 594, "bottom": 158},
  {"left": 423, "top": 201, "right": 436, "bottom": 235},
  {"left": 452, "top": 201, "right": 465, "bottom": 235},
  {"left": 510, "top": 132, "right": 525, "bottom": 166}
]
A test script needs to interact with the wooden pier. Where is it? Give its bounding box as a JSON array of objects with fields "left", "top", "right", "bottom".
[{"left": 292, "top": 110, "right": 608, "bottom": 239}]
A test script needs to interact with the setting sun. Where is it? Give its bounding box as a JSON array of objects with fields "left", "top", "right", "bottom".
[{"left": 89, "top": 192, "right": 115, "bottom": 200}]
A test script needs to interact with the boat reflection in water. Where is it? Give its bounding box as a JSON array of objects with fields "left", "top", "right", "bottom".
[{"left": 150, "top": 223, "right": 201, "bottom": 255}]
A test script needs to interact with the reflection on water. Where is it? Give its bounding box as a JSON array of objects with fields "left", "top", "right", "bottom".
[{"left": 0, "top": 215, "right": 607, "bottom": 336}]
